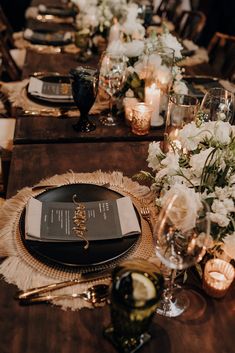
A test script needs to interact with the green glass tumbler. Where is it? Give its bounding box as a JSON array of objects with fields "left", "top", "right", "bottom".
[{"left": 104, "top": 258, "right": 164, "bottom": 353}]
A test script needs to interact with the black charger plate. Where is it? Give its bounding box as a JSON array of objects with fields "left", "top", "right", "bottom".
[
  {"left": 19, "top": 184, "right": 140, "bottom": 269},
  {"left": 184, "top": 75, "right": 223, "bottom": 99},
  {"left": 27, "top": 73, "right": 75, "bottom": 106}
]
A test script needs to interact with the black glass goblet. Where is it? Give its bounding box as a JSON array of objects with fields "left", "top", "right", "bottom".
[{"left": 70, "top": 66, "right": 98, "bottom": 132}]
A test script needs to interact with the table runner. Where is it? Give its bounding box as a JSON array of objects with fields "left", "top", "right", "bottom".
[{"left": 0, "top": 171, "right": 156, "bottom": 310}]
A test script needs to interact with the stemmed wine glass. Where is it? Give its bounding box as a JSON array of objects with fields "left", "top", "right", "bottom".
[
  {"left": 153, "top": 192, "right": 210, "bottom": 317},
  {"left": 199, "top": 87, "right": 234, "bottom": 123},
  {"left": 70, "top": 66, "right": 99, "bottom": 132},
  {"left": 99, "top": 52, "right": 127, "bottom": 126}
]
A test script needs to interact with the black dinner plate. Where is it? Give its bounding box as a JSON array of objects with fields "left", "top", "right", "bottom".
[
  {"left": 184, "top": 75, "right": 223, "bottom": 99},
  {"left": 27, "top": 73, "right": 75, "bottom": 106},
  {"left": 24, "top": 30, "right": 73, "bottom": 46},
  {"left": 38, "top": 6, "right": 77, "bottom": 17},
  {"left": 19, "top": 184, "right": 140, "bottom": 269}
]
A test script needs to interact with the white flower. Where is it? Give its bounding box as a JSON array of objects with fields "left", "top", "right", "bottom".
[
  {"left": 222, "top": 233, "right": 235, "bottom": 260},
  {"left": 155, "top": 151, "right": 180, "bottom": 179},
  {"left": 189, "top": 147, "right": 214, "bottom": 176},
  {"left": 178, "top": 122, "right": 202, "bottom": 151},
  {"left": 161, "top": 183, "right": 202, "bottom": 232},
  {"left": 173, "top": 80, "right": 188, "bottom": 95},
  {"left": 160, "top": 32, "right": 183, "bottom": 59},
  {"left": 123, "top": 40, "right": 145, "bottom": 58},
  {"left": 107, "top": 40, "right": 125, "bottom": 55},
  {"left": 147, "top": 141, "right": 164, "bottom": 171},
  {"left": 203, "top": 121, "right": 232, "bottom": 145},
  {"left": 211, "top": 200, "right": 228, "bottom": 216},
  {"left": 223, "top": 198, "right": 235, "bottom": 213},
  {"left": 209, "top": 212, "right": 230, "bottom": 227}
]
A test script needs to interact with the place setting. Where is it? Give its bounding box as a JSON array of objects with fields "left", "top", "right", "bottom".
[{"left": 0, "top": 170, "right": 156, "bottom": 312}]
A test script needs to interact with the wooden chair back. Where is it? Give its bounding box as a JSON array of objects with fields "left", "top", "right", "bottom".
[
  {"left": 0, "top": 5, "right": 14, "bottom": 48},
  {"left": 155, "top": 0, "right": 182, "bottom": 22},
  {"left": 0, "top": 28, "right": 21, "bottom": 81},
  {"left": 208, "top": 32, "right": 235, "bottom": 80},
  {"left": 175, "top": 11, "right": 206, "bottom": 43}
]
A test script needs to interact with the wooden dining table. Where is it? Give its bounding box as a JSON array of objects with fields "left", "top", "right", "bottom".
[
  {"left": 2, "top": 140, "right": 235, "bottom": 353},
  {"left": 1, "top": 1, "right": 235, "bottom": 353}
]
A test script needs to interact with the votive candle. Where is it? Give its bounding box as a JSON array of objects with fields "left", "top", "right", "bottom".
[
  {"left": 131, "top": 103, "right": 152, "bottom": 135},
  {"left": 203, "top": 259, "right": 234, "bottom": 298},
  {"left": 123, "top": 97, "right": 139, "bottom": 126}
]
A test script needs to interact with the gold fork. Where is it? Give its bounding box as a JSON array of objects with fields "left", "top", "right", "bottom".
[{"left": 140, "top": 202, "right": 153, "bottom": 234}]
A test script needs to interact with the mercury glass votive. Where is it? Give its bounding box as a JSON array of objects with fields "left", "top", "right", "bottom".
[
  {"left": 203, "top": 259, "right": 235, "bottom": 298},
  {"left": 131, "top": 103, "right": 152, "bottom": 136},
  {"left": 123, "top": 97, "right": 139, "bottom": 126}
]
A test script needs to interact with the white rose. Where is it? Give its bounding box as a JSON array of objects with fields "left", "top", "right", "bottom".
[
  {"left": 222, "top": 233, "right": 235, "bottom": 260},
  {"left": 123, "top": 40, "right": 145, "bottom": 58},
  {"left": 178, "top": 122, "right": 202, "bottom": 151},
  {"left": 147, "top": 141, "right": 164, "bottom": 171},
  {"left": 155, "top": 151, "right": 179, "bottom": 179},
  {"left": 203, "top": 121, "right": 232, "bottom": 145},
  {"left": 173, "top": 80, "right": 188, "bottom": 95},
  {"left": 211, "top": 199, "right": 228, "bottom": 216},
  {"left": 161, "top": 183, "right": 202, "bottom": 232},
  {"left": 223, "top": 198, "right": 235, "bottom": 213},
  {"left": 209, "top": 212, "right": 230, "bottom": 227},
  {"left": 189, "top": 147, "right": 214, "bottom": 176},
  {"left": 107, "top": 40, "right": 125, "bottom": 56},
  {"left": 160, "top": 33, "right": 183, "bottom": 59}
]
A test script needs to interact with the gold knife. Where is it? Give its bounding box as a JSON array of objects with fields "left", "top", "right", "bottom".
[{"left": 16, "top": 270, "right": 111, "bottom": 300}]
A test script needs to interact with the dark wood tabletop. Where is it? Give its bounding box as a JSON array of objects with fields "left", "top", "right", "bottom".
[
  {"left": 2, "top": 141, "right": 235, "bottom": 353},
  {"left": 7, "top": 141, "right": 150, "bottom": 197},
  {"left": 14, "top": 116, "right": 165, "bottom": 145}
]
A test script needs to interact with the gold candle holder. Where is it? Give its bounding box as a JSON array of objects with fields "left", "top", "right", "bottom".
[
  {"left": 131, "top": 103, "right": 152, "bottom": 136},
  {"left": 203, "top": 259, "right": 235, "bottom": 298},
  {"left": 123, "top": 97, "right": 139, "bottom": 126}
]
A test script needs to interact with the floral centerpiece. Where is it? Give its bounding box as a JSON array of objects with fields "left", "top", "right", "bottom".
[{"left": 139, "top": 120, "right": 235, "bottom": 264}]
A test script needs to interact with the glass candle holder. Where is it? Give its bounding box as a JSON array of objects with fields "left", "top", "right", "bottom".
[
  {"left": 166, "top": 94, "right": 199, "bottom": 129},
  {"left": 131, "top": 103, "right": 152, "bottom": 136},
  {"left": 123, "top": 97, "right": 139, "bottom": 126},
  {"left": 203, "top": 259, "right": 235, "bottom": 298}
]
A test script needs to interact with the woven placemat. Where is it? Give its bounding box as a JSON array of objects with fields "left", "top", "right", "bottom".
[{"left": 0, "top": 171, "right": 157, "bottom": 310}]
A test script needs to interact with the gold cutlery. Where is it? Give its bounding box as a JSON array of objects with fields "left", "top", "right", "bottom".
[
  {"left": 140, "top": 203, "right": 154, "bottom": 234},
  {"left": 19, "top": 284, "right": 110, "bottom": 307},
  {"left": 16, "top": 270, "right": 111, "bottom": 300}
]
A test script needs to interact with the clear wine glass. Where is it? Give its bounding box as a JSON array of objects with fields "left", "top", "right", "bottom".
[
  {"left": 70, "top": 66, "right": 99, "bottom": 132},
  {"left": 99, "top": 52, "right": 127, "bottom": 126},
  {"left": 153, "top": 193, "right": 210, "bottom": 318},
  {"left": 199, "top": 87, "right": 234, "bottom": 123}
]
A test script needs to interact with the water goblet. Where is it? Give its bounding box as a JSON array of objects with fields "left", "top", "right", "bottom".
[
  {"left": 70, "top": 66, "right": 99, "bottom": 133},
  {"left": 153, "top": 192, "right": 210, "bottom": 318},
  {"left": 199, "top": 87, "right": 234, "bottom": 123},
  {"left": 99, "top": 52, "right": 127, "bottom": 126}
]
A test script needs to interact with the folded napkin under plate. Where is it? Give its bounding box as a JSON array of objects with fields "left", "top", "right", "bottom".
[
  {"left": 22, "top": 184, "right": 142, "bottom": 268},
  {"left": 0, "top": 171, "right": 155, "bottom": 310}
]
